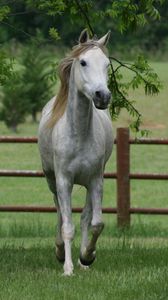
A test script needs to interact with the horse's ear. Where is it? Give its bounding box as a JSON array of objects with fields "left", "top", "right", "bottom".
[
  {"left": 98, "top": 31, "right": 111, "bottom": 46},
  {"left": 79, "top": 29, "right": 89, "bottom": 44}
]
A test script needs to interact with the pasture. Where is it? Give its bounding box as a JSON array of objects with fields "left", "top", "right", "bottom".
[{"left": 0, "top": 62, "right": 168, "bottom": 299}]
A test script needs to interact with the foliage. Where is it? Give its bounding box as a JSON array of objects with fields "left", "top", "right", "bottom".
[
  {"left": 1, "top": 1, "right": 166, "bottom": 48},
  {"left": 0, "top": 38, "right": 57, "bottom": 130},
  {"left": 0, "top": 5, "right": 13, "bottom": 87},
  {"left": 21, "top": 41, "right": 57, "bottom": 122},
  {"left": 0, "top": 5, "right": 10, "bottom": 22},
  {"left": 0, "top": 50, "right": 13, "bottom": 86},
  {"left": 108, "top": 55, "right": 162, "bottom": 134},
  {"left": 105, "top": 0, "right": 163, "bottom": 32},
  {"left": 49, "top": 27, "right": 60, "bottom": 40},
  {"left": 0, "top": 72, "right": 29, "bottom": 132},
  {"left": 0, "top": 0, "right": 166, "bottom": 133},
  {"left": 35, "top": 0, "right": 66, "bottom": 15}
]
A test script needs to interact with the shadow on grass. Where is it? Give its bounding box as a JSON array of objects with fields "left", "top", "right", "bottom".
[{"left": 0, "top": 245, "right": 61, "bottom": 273}]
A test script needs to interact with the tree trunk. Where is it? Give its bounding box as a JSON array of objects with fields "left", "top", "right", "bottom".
[{"left": 9, "top": 123, "right": 18, "bottom": 133}]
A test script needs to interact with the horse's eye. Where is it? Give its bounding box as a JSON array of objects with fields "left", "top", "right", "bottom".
[{"left": 80, "top": 60, "right": 87, "bottom": 67}]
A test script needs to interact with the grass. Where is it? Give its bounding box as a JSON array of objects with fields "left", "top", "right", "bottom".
[
  {"left": 0, "top": 225, "right": 168, "bottom": 300},
  {"left": 0, "top": 61, "right": 168, "bottom": 299}
]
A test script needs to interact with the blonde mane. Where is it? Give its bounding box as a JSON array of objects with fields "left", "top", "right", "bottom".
[{"left": 47, "top": 40, "right": 107, "bottom": 128}]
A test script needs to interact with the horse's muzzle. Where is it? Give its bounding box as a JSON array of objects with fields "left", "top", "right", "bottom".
[{"left": 93, "top": 90, "right": 111, "bottom": 110}]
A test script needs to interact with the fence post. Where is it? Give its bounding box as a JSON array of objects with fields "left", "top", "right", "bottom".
[{"left": 116, "top": 128, "right": 130, "bottom": 228}]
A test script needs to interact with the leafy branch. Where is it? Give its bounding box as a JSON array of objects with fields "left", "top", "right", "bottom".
[
  {"left": 108, "top": 55, "right": 162, "bottom": 134},
  {"left": 0, "top": 51, "right": 13, "bottom": 86},
  {"left": 73, "top": 0, "right": 94, "bottom": 36},
  {"left": 109, "top": 58, "right": 142, "bottom": 131}
]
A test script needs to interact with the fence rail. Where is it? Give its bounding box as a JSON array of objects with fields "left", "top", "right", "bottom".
[
  {"left": 1, "top": 136, "right": 168, "bottom": 144},
  {"left": 1, "top": 170, "right": 168, "bottom": 180},
  {"left": 0, "top": 206, "right": 168, "bottom": 215},
  {"left": 0, "top": 128, "right": 168, "bottom": 227}
]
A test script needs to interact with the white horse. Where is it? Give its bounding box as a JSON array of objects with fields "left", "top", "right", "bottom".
[{"left": 38, "top": 29, "right": 113, "bottom": 276}]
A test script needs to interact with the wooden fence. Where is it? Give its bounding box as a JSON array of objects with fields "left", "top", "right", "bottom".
[{"left": 0, "top": 127, "right": 168, "bottom": 227}]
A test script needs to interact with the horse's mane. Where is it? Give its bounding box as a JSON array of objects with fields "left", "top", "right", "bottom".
[{"left": 47, "top": 40, "right": 107, "bottom": 128}]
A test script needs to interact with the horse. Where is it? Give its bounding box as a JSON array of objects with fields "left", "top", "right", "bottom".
[{"left": 38, "top": 29, "right": 113, "bottom": 276}]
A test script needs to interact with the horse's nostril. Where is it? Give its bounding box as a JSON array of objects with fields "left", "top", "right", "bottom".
[{"left": 95, "top": 91, "right": 102, "bottom": 98}]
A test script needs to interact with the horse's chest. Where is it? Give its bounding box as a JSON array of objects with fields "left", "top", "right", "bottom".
[
  {"left": 67, "top": 142, "right": 104, "bottom": 182},
  {"left": 76, "top": 149, "right": 101, "bottom": 169},
  {"left": 53, "top": 116, "right": 111, "bottom": 184}
]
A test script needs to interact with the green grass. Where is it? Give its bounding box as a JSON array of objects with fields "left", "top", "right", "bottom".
[
  {"left": 0, "top": 62, "right": 168, "bottom": 299},
  {"left": 0, "top": 226, "right": 168, "bottom": 300}
]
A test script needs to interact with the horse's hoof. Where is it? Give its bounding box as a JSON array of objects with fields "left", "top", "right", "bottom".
[
  {"left": 79, "top": 253, "right": 96, "bottom": 266},
  {"left": 78, "top": 259, "right": 90, "bottom": 270},
  {"left": 63, "top": 262, "right": 74, "bottom": 276},
  {"left": 62, "top": 269, "right": 74, "bottom": 276}
]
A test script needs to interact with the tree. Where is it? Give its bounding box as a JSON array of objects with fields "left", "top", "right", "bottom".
[
  {"left": 21, "top": 39, "right": 57, "bottom": 122},
  {"left": 0, "top": 40, "right": 57, "bottom": 130},
  {"left": 0, "top": 73, "right": 29, "bottom": 132}
]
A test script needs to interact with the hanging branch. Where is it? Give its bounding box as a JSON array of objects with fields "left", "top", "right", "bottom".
[
  {"left": 110, "top": 56, "right": 161, "bottom": 94},
  {"left": 73, "top": 0, "right": 95, "bottom": 36},
  {"left": 108, "top": 53, "right": 162, "bottom": 134},
  {"left": 109, "top": 58, "right": 142, "bottom": 131},
  {"left": 0, "top": 20, "right": 33, "bottom": 38}
]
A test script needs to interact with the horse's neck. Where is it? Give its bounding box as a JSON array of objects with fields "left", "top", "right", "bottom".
[{"left": 66, "top": 68, "right": 93, "bottom": 140}]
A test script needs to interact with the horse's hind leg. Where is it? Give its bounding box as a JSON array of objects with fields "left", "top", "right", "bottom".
[
  {"left": 79, "top": 177, "right": 104, "bottom": 266},
  {"left": 79, "top": 191, "right": 92, "bottom": 267},
  {"left": 45, "top": 174, "right": 65, "bottom": 263}
]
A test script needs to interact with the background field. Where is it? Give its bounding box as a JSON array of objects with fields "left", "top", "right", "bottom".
[{"left": 0, "top": 62, "right": 168, "bottom": 299}]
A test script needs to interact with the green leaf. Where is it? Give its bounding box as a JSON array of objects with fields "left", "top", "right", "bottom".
[
  {"left": 0, "top": 6, "right": 10, "bottom": 21},
  {"left": 49, "top": 28, "right": 60, "bottom": 40}
]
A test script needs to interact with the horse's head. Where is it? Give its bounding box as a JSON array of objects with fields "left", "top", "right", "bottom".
[{"left": 74, "top": 29, "right": 111, "bottom": 110}]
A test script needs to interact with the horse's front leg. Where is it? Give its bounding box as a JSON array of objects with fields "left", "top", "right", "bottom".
[
  {"left": 80, "top": 177, "right": 104, "bottom": 266},
  {"left": 53, "top": 194, "right": 65, "bottom": 263},
  {"left": 56, "top": 174, "right": 75, "bottom": 276}
]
